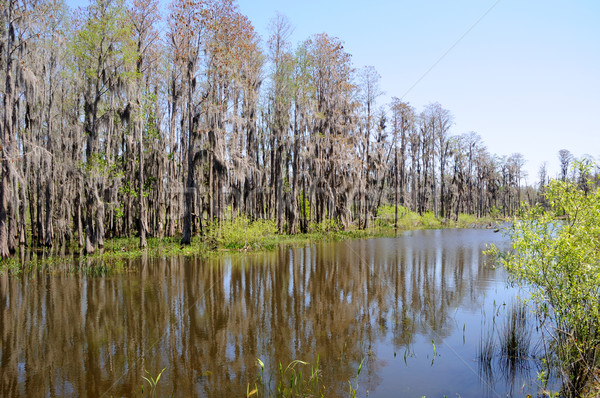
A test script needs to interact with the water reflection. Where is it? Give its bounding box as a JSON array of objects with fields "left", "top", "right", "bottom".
[{"left": 1, "top": 229, "right": 543, "bottom": 397}]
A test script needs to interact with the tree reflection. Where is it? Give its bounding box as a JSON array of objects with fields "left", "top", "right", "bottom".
[{"left": 0, "top": 230, "right": 506, "bottom": 396}]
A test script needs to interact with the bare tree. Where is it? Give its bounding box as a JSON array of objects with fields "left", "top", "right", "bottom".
[
  {"left": 390, "top": 99, "right": 413, "bottom": 231},
  {"left": 267, "top": 13, "right": 293, "bottom": 233},
  {"left": 358, "top": 65, "right": 382, "bottom": 228},
  {"left": 168, "top": 0, "right": 207, "bottom": 245},
  {"left": 558, "top": 149, "right": 572, "bottom": 182},
  {"left": 128, "top": 0, "right": 161, "bottom": 248}
]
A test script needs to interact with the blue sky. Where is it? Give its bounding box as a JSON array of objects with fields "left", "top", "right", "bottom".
[{"left": 65, "top": 0, "right": 600, "bottom": 184}]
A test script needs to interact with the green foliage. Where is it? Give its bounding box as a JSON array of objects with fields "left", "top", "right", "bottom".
[
  {"left": 0, "top": 257, "right": 22, "bottom": 275},
  {"left": 141, "top": 367, "right": 166, "bottom": 397},
  {"left": 114, "top": 203, "right": 124, "bottom": 219},
  {"left": 71, "top": 0, "right": 137, "bottom": 82},
  {"left": 308, "top": 218, "right": 339, "bottom": 234},
  {"left": 80, "top": 152, "right": 124, "bottom": 181},
  {"left": 210, "top": 217, "right": 278, "bottom": 250},
  {"left": 119, "top": 181, "right": 138, "bottom": 198},
  {"left": 142, "top": 91, "right": 161, "bottom": 142},
  {"left": 376, "top": 204, "right": 497, "bottom": 230},
  {"left": 420, "top": 211, "right": 438, "bottom": 228},
  {"left": 489, "top": 206, "right": 502, "bottom": 219},
  {"left": 488, "top": 170, "right": 600, "bottom": 396},
  {"left": 457, "top": 213, "right": 477, "bottom": 225},
  {"left": 375, "top": 204, "right": 406, "bottom": 226},
  {"left": 299, "top": 192, "right": 311, "bottom": 221},
  {"left": 375, "top": 204, "right": 417, "bottom": 228},
  {"left": 143, "top": 176, "right": 157, "bottom": 197}
]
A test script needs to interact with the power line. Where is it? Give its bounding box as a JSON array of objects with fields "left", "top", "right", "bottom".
[{"left": 401, "top": 0, "right": 502, "bottom": 100}]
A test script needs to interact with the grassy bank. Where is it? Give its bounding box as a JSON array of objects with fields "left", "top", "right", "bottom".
[
  {"left": 96, "top": 207, "right": 497, "bottom": 259},
  {"left": 1, "top": 207, "right": 499, "bottom": 274}
]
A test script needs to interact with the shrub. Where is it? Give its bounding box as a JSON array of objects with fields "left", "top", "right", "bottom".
[
  {"left": 308, "top": 218, "right": 339, "bottom": 234},
  {"left": 215, "top": 216, "right": 278, "bottom": 250},
  {"left": 488, "top": 168, "right": 600, "bottom": 396}
]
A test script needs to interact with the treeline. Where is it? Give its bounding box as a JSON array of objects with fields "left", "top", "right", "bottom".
[{"left": 1, "top": 0, "right": 535, "bottom": 256}]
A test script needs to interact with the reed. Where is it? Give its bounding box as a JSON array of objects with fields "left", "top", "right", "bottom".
[{"left": 499, "top": 301, "right": 531, "bottom": 361}]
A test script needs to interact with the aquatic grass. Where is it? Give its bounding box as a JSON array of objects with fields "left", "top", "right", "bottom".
[
  {"left": 348, "top": 357, "right": 365, "bottom": 398},
  {"left": 456, "top": 213, "right": 498, "bottom": 228},
  {"left": 496, "top": 300, "right": 534, "bottom": 389},
  {"left": 277, "top": 359, "right": 308, "bottom": 396},
  {"left": 477, "top": 301, "right": 498, "bottom": 370},
  {"left": 246, "top": 358, "right": 265, "bottom": 398},
  {"left": 478, "top": 323, "right": 496, "bottom": 369},
  {"left": 207, "top": 216, "right": 279, "bottom": 250},
  {"left": 247, "top": 356, "right": 328, "bottom": 398},
  {"left": 477, "top": 301, "right": 499, "bottom": 388},
  {"left": 1, "top": 248, "right": 84, "bottom": 275},
  {"left": 499, "top": 301, "right": 531, "bottom": 361},
  {"left": 477, "top": 299, "right": 539, "bottom": 392},
  {"left": 141, "top": 367, "right": 167, "bottom": 397}
]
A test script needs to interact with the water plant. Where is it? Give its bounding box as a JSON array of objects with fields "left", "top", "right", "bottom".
[
  {"left": 141, "top": 367, "right": 166, "bottom": 397},
  {"left": 478, "top": 321, "right": 496, "bottom": 370},
  {"left": 348, "top": 357, "right": 365, "bottom": 398},
  {"left": 499, "top": 301, "right": 531, "bottom": 362},
  {"left": 249, "top": 357, "right": 323, "bottom": 398}
]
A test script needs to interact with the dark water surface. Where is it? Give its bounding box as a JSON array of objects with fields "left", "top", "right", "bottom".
[{"left": 1, "top": 229, "right": 549, "bottom": 397}]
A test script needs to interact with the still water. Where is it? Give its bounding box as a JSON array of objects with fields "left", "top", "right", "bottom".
[{"left": 0, "top": 229, "right": 549, "bottom": 397}]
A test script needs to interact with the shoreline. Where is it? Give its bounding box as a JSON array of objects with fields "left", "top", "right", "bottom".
[{"left": 0, "top": 214, "right": 502, "bottom": 274}]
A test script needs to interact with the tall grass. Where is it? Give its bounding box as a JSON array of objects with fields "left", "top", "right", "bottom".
[
  {"left": 498, "top": 301, "right": 533, "bottom": 387},
  {"left": 478, "top": 322, "right": 496, "bottom": 370},
  {"left": 500, "top": 301, "right": 531, "bottom": 361},
  {"left": 477, "top": 300, "right": 536, "bottom": 390},
  {"left": 375, "top": 204, "right": 496, "bottom": 230}
]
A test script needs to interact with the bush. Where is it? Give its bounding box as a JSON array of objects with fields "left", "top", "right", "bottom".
[
  {"left": 457, "top": 213, "right": 477, "bottom": 226},
  {"left": 214, "top": 216, "right": 278, "bottom": 250},
  {"left": 375, "top": 204, "right": 408, "bottom": 227},
  {"left": 421, "top": 211, "right": 439, "bottom": 228},
  {"left": 308, "top": 218, "right": 339, "bottom": 234},
  {"left": 488, "top": 170, "right": 600, "bottom": 396}
]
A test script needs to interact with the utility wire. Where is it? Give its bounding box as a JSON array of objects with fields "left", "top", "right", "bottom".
[{"left": 401, "top": 0, "right": 502, "bottom": 100}]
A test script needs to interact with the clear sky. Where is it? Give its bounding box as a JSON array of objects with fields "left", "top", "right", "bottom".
[{"left": 65, "top": 0, "right": 600, "bottom": 184}]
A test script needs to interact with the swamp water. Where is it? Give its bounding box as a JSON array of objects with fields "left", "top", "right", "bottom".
[{"left": 0, "top": 229, "right": 555, "bottom": 397}]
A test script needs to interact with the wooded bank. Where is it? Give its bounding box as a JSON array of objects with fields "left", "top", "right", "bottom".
[{"left": 1, "top": 0, "right": 585, "bottom": 257}]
